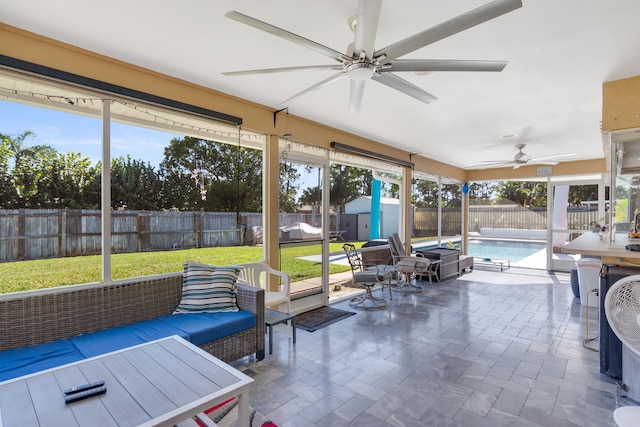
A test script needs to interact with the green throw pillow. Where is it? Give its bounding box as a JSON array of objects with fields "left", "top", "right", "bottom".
[{"left": 174, "top": 261, "right": 241, "bottom": 313}]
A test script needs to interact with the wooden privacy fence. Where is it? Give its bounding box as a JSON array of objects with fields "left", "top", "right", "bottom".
[
  {"left": 414, "top": 205, "right": 601, "bottom": 237},
  {"left": 0, "top": 209, "right": 340, "bottom": 262},
  {"left": 0, "top": 209, "right": 245, "bottom": 262}
]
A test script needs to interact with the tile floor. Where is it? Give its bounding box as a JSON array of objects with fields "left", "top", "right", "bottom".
[{"left": 231, "top": 267, "right": 638, "bottom": 426}]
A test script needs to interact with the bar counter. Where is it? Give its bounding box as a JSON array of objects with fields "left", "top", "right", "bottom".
[{"left": 562, "top": 231, "right": 640, "bottom": 264}]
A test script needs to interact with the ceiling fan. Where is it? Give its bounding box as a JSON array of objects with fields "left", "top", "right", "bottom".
[
  {"left": 479, "top": 143, "right": 576, "bottom": 169},
  {"left": 223, "top": 0, "right": 523, "bottom": 113}
]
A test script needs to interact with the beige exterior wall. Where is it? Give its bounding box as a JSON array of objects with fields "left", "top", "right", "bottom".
[
  {"left": 603, "top": 74, "right": 640, "bottom": 132},
  {"left": 466, "top": 158, "right": 606, "bottom": 181}
]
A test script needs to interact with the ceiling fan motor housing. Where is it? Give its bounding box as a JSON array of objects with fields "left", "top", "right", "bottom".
[{"left": 346, "top": 62, "right": 376, "bottom": 80}]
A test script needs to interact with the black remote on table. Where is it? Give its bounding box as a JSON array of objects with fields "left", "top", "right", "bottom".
[
  {"left": 64, "top": 385, "right": 107, "bottom": 404},
  {"left": 64, "top": 380, "right": 105, "bottom": 395}
]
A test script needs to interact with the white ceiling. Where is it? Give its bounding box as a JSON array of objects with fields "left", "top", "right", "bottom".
[{"left": 2, "top": 0, "right": 640, "bottom": 170}]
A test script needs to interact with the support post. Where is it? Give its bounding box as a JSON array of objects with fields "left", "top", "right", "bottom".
[
  {"left": 101, "top": 100, "right": 112, "bottom": 283},
  {"left": 370, "top": 178, "right": 381, "bottom": 239},
  {"left": 264, "top": 135, "right": 280, "bottom": 292}
]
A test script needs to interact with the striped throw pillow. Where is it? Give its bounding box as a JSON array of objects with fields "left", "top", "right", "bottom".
[{"left": 173, "top": 262, "right": 241, "bottom": 313}]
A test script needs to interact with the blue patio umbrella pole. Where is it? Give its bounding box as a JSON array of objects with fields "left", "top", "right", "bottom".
[{"left": 370, "top": 178, "right": 381, "bottom": 239}]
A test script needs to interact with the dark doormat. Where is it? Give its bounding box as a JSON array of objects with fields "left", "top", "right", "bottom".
[{"left": 295, "top": 306, "right": 356, "bottom": 332}]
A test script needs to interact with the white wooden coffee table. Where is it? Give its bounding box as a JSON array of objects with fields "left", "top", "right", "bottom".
[{"left": 0, "top": 335, "right": 253, "bottom": 427}]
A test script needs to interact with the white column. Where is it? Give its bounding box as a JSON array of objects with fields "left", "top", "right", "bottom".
[
  {"left": 437, "top": 177, "right": 442, "bottom": 247},
  {"left": 321, "top": 153, "right": 330, "bottom": 297},
  {"left": 101, "top": 100, "right": 112, "bottom": 283},
  {"left": 552, "top": 185, "right": 569, "bottom": 248}
]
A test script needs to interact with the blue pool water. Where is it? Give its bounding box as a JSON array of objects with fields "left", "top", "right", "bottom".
[{"left": 467, "top": 239, "right": 545, "bottom": 262}]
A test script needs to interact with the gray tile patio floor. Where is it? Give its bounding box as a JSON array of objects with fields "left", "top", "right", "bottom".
[{"left": 230, "top": 267, "right": 638, "bottom": 426}]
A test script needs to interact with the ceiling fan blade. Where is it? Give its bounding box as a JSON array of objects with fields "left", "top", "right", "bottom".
[
  {"left": 225, "top": 11, "right": 347, "bottom": 62},
  {"left": 383, "top": 59, "right": 508, "bottom": 73},
  {"left": 528, "top": 160, "right": 560, "bottom": 165},
  {"left": 280, "top": 72, "right": 347, "bottom": 106},
  {"left": 374, "top": 0, "right": 522, "bottom": 62},
  {"left": 468, "top": 162, "right": 512, "bottom": 169},
  {"left": 372, "top": 73, "right": 438, "bottom": 104},
  {"left": 349, "top": 80, "right": 367, "bottom": 113},
  {"left": 353, "top": 0, "right": 382, "bottom": 60},
  {"left": 529, "top": 153, "right": 576, "bottom": 161},
  {"left": 223, "top": 64, "right": 342, "bottom": 76}
]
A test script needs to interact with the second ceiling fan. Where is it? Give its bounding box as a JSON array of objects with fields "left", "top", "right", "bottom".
[
  {"left": 480, "top": 144, "right": 576, "bottom": 169},
  {"left": 224, "top": 0, "right": 523, "bottom": 113}
]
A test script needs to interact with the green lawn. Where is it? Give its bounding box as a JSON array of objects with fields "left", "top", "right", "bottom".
[{"left": 0, "top": 242, "right": 360, "bottom": 294}]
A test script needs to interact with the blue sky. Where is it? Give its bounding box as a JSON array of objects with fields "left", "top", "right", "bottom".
[
  {"left": 1, "top": 99, "right": 318, "bottom": 191},
  {"left": 0, "top": 100, "right": 176, "bottom": 167}
]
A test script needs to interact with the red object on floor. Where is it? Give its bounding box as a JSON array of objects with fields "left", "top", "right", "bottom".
[
  {"left": 194, "top": 397, "right": 238, "bottom": 426},
  {"left": 203, "top": 396, "right": 236, "bottom": 414},
  {"left": 262, "top": 423, "right": 278, "bottom": 427}
]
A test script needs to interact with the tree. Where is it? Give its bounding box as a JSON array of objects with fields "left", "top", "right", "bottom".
[
  {"left": 110, "top": 155, "right": 163, "bottom": 210},
  {"left": 0, "top": 134, "right": 18, "bottom": 207},
  {"left": 330, "top": 164, "right": 372, "bottom": 213},
  {"left": 0, "top": 130, "right": 59, "bottom": 207},
  {"left": 374, "top": 171, "right": 401, "bottom": 199},
  {"left": 413, "top": 180, "right": 462, "bottom": 208},
  {"left": 441, "top": 183, "right": 462, "bottom": 208},
  {"left": 279, "top": 161, "right": 299, "bottom": 213},
  {"left": 568, "top": 184, "right": 598, "bottom": 206},
  {"left": 298, "top": 186, "right": 321, "bottom": 206},
  {"left": 42, "top": 152, "right": 98, "bottom": 208},
  {"left": 469, "top": 182, "right": 496, "bottom": 204},
  {"left": 82, "top": 161, "right": 102, "bottom": 209},
  {"left": 160, "top": 136, "right": 262, "bottom": 212},
  {"left": 413, "top": 179, "right": 437, "bottom": 208},
  {"left": 495, "top": 181, "right": 547, "bottom": 207}
]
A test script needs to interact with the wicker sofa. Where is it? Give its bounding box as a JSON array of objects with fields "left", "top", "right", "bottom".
[{"left": 0, "top": 270, "right": 265, "bottom": 381}]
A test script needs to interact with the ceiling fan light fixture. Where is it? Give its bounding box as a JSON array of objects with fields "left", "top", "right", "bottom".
[
  {"left": 347, "top": 62, "right": 375, "bottom": 80},
  {"left": 413, "top": 71, "right": 438, "bottom": 77}
]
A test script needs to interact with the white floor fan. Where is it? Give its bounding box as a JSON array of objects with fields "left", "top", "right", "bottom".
[{"left": 604, "top": 275, "right": 640, "bottom": 426}]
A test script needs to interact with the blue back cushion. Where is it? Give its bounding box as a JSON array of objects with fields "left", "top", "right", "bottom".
[
  {"left": 0, "top": 339, "right": 84, "bottom": 382},
  {"left": 157, "top": 312, "right": 256, "bottom": 346}
]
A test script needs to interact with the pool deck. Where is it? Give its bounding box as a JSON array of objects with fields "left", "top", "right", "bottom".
[
  {"left": 300, "top": 236, "right": 552, "bottom": 267},
  {"left": 294, "top": 237, "right": 577, "bottom": 300}
]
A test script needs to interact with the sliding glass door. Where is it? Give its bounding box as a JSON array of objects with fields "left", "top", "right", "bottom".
[
  {"left": 548, "top": 176, "right": 606, "bottom": 272},
  {"left": 278, "top": 141, "right": 332, "bottom": 313}
]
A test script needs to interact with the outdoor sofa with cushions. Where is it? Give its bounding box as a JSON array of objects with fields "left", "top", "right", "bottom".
[{"left": 0, "top": 262, "right": 266, "bottom": 382}]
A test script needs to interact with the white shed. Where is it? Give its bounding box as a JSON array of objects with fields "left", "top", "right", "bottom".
[{"left": 344, "top": 196, "right": 400, "bottom": 240}]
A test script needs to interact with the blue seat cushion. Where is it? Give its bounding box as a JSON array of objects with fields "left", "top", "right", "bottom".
[
  {"left": 70, "top": 319, "right": 189, "bottom": 358},
  {"left": 0, "top": 312, "right": 255, "bottom": 382},
  {"left": 0, "top": 339, "right": 84, "bottom": 382},
  {"left": 157, "top": 311, "right": 256, "bottom": 346}
]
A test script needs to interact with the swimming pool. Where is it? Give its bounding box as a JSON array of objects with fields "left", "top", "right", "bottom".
[{"left": 467, "top": 239, "right": 546, "bottom": 262}]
